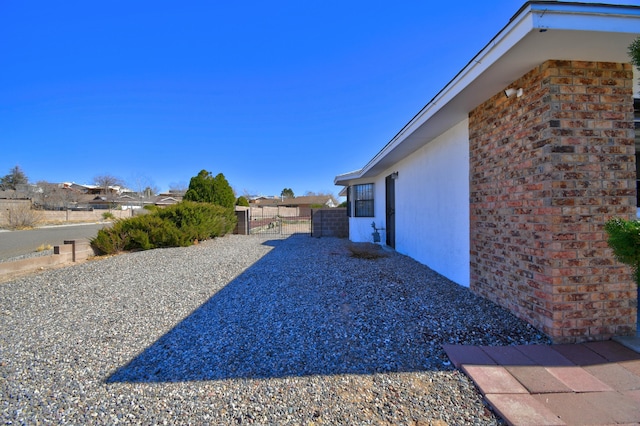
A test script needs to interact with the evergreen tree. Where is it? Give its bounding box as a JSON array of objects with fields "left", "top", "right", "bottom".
[
  {"left": 0, "top": 165, "right": 28, "bottom": 190},
  {"left": 184, "top": 170, "right": 235, "bottom": 209},
  {"left": 236, "top": 196, "right": 250, "bottom": 207},
  {"left": 281, "top": 188, "right": 294, "bottom": 199},
  {"left": 213, "top": 173, "right": 235, "bottom": 209}
]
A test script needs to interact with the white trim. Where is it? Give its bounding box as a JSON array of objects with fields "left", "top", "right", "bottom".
[{"left": 335, "top": 1, "right": 640, "bottom": 186}]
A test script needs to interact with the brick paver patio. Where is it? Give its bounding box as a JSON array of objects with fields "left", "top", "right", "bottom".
[{"left": 444, "top": 341, "right": 640, "bottom": 425}]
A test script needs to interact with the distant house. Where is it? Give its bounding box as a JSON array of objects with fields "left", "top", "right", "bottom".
[
  {"left": 153, "top": 192, "right": 183, "bottom": 207},
  {"left": 277, "top": 195, "right": 339, "bottom": 217},
  {"left": 249, "top": 195, "right": 279, "bottom": 205},
  {"left": 335, "top": 1, "right": 639, "bottom": 343},
  {"left": 247, "top": 195, "right": 339, "bottom": 219}
]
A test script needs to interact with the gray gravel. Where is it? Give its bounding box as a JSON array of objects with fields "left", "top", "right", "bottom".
[{"left": 1, "top": 235, "right": 550, "bottom": 425}]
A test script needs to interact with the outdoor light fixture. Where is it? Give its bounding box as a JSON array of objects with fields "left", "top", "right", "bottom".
[
  {"left": 504, "top": 88, "right": 523, "bottom": 98},
  {"left": 391, "top": 172, "right": 399, "bottom": 180}
]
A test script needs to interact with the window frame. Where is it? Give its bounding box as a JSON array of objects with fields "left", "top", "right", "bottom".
[{"left": 353, "top": 183, "right": 374, "bottom": 217}]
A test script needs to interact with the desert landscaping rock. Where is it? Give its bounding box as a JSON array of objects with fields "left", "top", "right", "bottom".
[{"left": 1, "top": 235, "right": 550, "bottom": 424}]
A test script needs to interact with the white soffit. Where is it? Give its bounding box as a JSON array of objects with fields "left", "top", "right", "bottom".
[{"left": 335, "top": 2, "right": 640, "bottom": 186}]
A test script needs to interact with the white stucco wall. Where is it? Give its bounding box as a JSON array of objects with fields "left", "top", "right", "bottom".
[
  {"left": 394, "top": 119, "right": 470, "bottom": 286},
  {"left": 348, "top": 186, "right": 384, "bottom": 243},
  {"left": 348, "top": 119, "right": 470, "bottom": 287}
]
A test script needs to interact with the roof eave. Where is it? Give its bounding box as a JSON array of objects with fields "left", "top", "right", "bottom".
[{"left": 335, "top": 1, "right": 640, "bottom": 186}]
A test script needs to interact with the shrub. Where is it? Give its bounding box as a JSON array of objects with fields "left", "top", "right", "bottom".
[
  {"left": 3, "top": 203, "right": 41, "bottom": 230},
  {"left": 90, "top": 223, "right": 129, "bottom": 255},
  {"left": 347, "top": 242, "right": 387, "bottom": 260},
  {"left": 236, "top": 196, "right": 249, "bottom": 207},
  {"left": 91, "top": 216, "right": 188, "bottom": 255},
  {"left": 604, "top": 218, "right": 640, "bottom": 286},
  {"left": 156, "top": 201, "right": 236, "bottom": 241},
  {"left": 90, "top": 201, "right": 237, "bottom": 255},
  {"left": 102, "top": 211, "right": 116, "bottom": 221}
]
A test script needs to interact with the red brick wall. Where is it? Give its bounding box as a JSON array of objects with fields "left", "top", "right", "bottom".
[
  {"left": 311, "top": 208, "right": 348, "bottom": 238},
  {"left": 469, "top": 60, "right": 636, "bottom": 343}
]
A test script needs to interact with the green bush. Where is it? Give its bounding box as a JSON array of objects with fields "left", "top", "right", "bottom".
[
  {"left": 156, "top": 201, "right": 236, "bottom": 241},
  {"left": 91, "top": 216, "right": 187, "bottom": 255},
  {"left": 90, "top": 222, "right": 128, "bottom": 255},
  {"left": 90, "top": 201, "right": 237, "bottom": 255},
  {"left": 119, "top": 214, "right": 188, "bottom": 249},
  {"left": 236, "top": 196, "right": 249, "bottom": 207},
  {"left": 604, "top": 218, "right": 640, "bottom": 286}
]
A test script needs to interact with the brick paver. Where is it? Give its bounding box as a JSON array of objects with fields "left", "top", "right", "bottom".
[
  {"left": 545, "top": 366, "right": 613, "bottom": 392},
  {"left": 443, "top": 341, "right": 640, "bottom": 425}
]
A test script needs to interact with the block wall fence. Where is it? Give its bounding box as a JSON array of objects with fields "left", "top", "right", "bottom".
[
  {"left": 311, "top": 208, "right": 348, "bottom": 238},
  {"left": 469, "top": 60, "right": 637, "bottom": 343}
]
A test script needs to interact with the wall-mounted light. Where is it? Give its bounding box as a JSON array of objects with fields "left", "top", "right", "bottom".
[
  {"left": 390, "top": 172, "right": 399, "bottom": 180},
  {"left": 504, "top": 88, "right": 523, "bottom": 98}
]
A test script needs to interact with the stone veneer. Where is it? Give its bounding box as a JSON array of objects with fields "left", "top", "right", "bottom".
[{"left": 469, "top": 60, "right": 637, "bottom": 343}]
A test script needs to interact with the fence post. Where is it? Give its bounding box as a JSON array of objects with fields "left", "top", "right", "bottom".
[{"left": 63, "top": 240, "right": 76, "bottom": 262}]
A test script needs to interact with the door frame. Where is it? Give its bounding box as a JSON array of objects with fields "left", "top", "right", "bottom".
[{"left": 385, "top": 173, "right": 396, "bottom": 248}]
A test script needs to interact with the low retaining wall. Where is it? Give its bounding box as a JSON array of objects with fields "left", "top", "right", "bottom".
[{"left": 0, "top": 239, "right": 96, "bottom": 280}]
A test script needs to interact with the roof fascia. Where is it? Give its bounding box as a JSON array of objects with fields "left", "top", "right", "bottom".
[
  {"left": 335, "top": 3, "right": 537, "bottom": 186},
  {"left": 335, "top": 1, "right": 640, "bottom": 186}
]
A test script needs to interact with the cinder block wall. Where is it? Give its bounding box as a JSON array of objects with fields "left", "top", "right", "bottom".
[
  {"left": 234, "top": 208, "right": 249, "bottom": 235},
  {"left": 469, "top": 60, "right": 636, "bottom": 343},
  {"left": 311, "top": 208, "right": 348, "bottom": 238}
]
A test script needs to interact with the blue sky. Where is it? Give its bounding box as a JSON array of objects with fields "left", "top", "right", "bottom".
[{"left": 1, "top": 1, "right": 569, "bottom": 196}]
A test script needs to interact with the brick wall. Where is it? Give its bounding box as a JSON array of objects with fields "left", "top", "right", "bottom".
[
  {"left": 311, "top": 208, "right": 348, "bottom": 238},
  {"left": 469, "top": 60, "right": 636, "bottom": 343}
]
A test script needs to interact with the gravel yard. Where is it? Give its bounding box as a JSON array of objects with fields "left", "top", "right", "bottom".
[{"left": 1, "top": 235, "right": 550, "bottom": 425}]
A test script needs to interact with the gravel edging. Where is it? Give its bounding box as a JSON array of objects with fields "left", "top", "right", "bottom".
[
  {"left": 1, "top": 235, "right": 550, "bottom": 424},
  {"left": 0, "top": 248, "right": 55, "bottom": 264}
]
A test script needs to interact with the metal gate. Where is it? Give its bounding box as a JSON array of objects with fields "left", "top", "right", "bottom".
[{"left": 249, "top": 205, "right": 311, "bottom": 236}]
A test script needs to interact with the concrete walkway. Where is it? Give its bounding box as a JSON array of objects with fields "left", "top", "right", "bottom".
[{"left": 444, "top": 340, "right": 640, "bottom": 425}]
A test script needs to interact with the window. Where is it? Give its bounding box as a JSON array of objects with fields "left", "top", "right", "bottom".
[{"left": 353, "top": 183, "right": 374, "bottom": 217}]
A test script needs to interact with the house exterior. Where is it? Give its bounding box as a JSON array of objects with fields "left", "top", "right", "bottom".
[{"left": 335, "top": 1, "right": 640, "bottom": 343}]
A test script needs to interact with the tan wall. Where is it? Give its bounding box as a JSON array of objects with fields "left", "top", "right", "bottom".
[
  {"left": 250, "top": 206, "right": 299, "bottom": 218},
  {"left": 0, "top": 199, "right": 31, "bottom": 209},
  {"left": 0, "top": 207, "right": 132, "bottom": 227},
  {"left": 42, "top": 209, "right": 131, "bottom": 224},
  {"left": 469, "top": 60, "right": 636, "bottom": 343}
]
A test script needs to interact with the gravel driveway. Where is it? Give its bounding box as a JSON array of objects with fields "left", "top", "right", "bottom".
[{"left": 1, "top": 235, "right": 550, "bottom": 424}]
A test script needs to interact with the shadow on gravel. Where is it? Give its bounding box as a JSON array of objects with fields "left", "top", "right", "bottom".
[{"left": 106, "top": 236, "right": 547, "bottom": 383}]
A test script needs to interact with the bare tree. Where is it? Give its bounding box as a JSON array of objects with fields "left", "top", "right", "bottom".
[
  {"left": 2, "top": 202, "right": 41, "bottom": 229},
  {"left": 127, "top": 174, "right": 159, "bottom": 208},
  {"left": 93, "top": 174, "right": 124, "bottom": 195},
  {"left": 168, "top": 181, "right": 188, "bottom": 195},
  {"left": 93, "top": 174, "right": 124, "bottom": 211},
  {"left": 34, "top": 181, "right": 82, "bottom": 210}
]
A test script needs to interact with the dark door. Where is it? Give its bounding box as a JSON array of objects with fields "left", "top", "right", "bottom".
[{"left": 385, "top": 174, "right": 396, "bottom": 248}]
